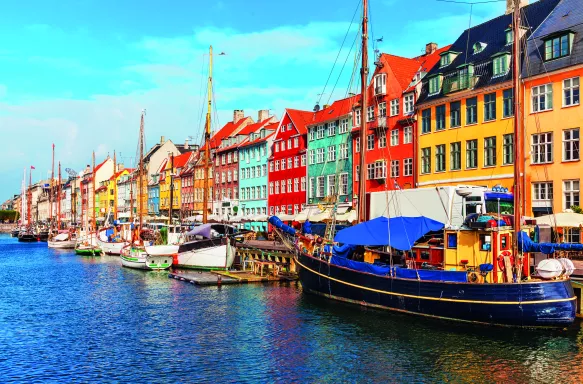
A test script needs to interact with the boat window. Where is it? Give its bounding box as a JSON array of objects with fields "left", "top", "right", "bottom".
[
  {"left": 485, "top": 199, "right": 514, "bottom": 215},
  {"left": 420, "top": 251, "right": 430, "bottom": 260},
  {"left": 479, "top": 234, "right": 491, "bottom": 251},
  {"left": 447, "top": 233, "right": 457, "bottom": 249},
  {"left": 500, "top": 234, "right": 509, "bottom": 250}
]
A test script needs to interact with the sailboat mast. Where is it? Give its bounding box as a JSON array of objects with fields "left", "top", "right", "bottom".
[
  {"left": 169, "top": 153, "right": 174, "bottom": 225},
  {"left": 202, "top": 45, "right": 213, "bottom": 224},
  {"left": 50, "top": 144, "right": 54, "bottom": 226},
  {"left": 357, "top": 0, "right": 369, "bottom": 223},
  {"left": 113, "top": 150, "right": 118, "bottom": 221},
  {"left": 92, "top": 151, "right": 96, "bottom": 232},
  {"left": 57, "top": 162, "right": 61, "bottom": 231},
  {"left": 21, "top": 168, "right": 26, "bottom": 224},
  {"left": 27, "top": 167, "right": 32, "bottom": 226},
  {"left": 139, "top": 111, "right": 145, "bottom": 229},
  {"left": 512, "top": 0, "right": 522, "bottom": 264}
]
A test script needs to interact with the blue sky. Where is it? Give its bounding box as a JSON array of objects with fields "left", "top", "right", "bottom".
[{"left": 0, "top": 0, "right": 505, "bottom": 200}]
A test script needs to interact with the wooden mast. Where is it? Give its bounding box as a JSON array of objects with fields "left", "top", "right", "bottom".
[
  {"left": 169, "top": 153, "right": 174, "bottom": 225},
  {"left": 357, "top": 0, "right": 369, "bottom": 223},
  {"left": 57, "top": 162, "right": 61, "bottom": 231},
  {"left": 113, "top": 150, "right": 118, "bottom": 221},
  {"left": 138, "top": 110, "right": 145, "bottom": 233},
  {"left": 27, "top": 167, "right": 32, "bottom": 227},
  {"left": 202, "top": 45, "right": 213, "bottom": 224},
  {"left": 92, "top": 151, "right": 96, "bottom": 232},
  {"left": 512, "top": 0, "right": 523, "bottom": 277},
  {"left": 50, "top": 144, "right": 55, "bottom": 228}
]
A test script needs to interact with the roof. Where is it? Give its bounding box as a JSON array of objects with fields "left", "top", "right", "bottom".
[
  {"left": 236, "top": 117, "right": 274, "bottom": 136},
  {"left": 306, "top": 95, "right": 359, "bottom": 127},
  {"left": 209, "top": 117, "right": 252, "bottom": 149},
  {"left": 418, "top": 0, "right": 562, "bottom": 104},
  {"left": 95, "top": 185, "right": 107, "bottom": 192},
  {"left": 109, "top": 169, "right": 130, "bottom": 181},
  {"left": 238, "top": 132, "right": 276, "bottom": 149},
  {"left": 284, "top": 108, "right": 314, "bottom": 135},
  {"left": 94, "top": 158, "right": 109, "bottom": 174},
  {"left": 172, "top": 152, "right": 192, "bottom": 169},
  {"left": 524, "top": 0, "right": 583, "bottom": 77}
]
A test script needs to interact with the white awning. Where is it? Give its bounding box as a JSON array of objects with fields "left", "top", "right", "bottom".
[{"left": 536, "top": 212, "right": 583, "bottom": 228}]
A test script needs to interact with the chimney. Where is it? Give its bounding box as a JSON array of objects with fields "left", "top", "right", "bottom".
[
  {"left": 425, "top": 43, "right": 438, "bottom": 55},
  {"left": 117, "top": 163, "right": 124, "bottom": 172},
  {"left": 506, "top": 0, "right": 528, "bottom": 15},
  {"left": 233, "top": 109, "right": 244, "bottom": 123},
  {"left": 185, "top": 138, "right": 189, "bottom": 150},
  {"left": 160, "top": 136, "right": 165, "bottom": 144},
  {"left": 258, "top": 109, "right": 269, "bottom": 122}
]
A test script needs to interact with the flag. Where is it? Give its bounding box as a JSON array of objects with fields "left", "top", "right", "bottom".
[{"left": 31, "top": 166, "right": 36, "bottom": 170}]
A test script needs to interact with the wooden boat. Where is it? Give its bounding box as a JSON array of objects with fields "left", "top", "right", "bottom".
[
  {"left": 75, "top": 233, "right": 102, "bottom": 256},
  {"left": 174, "top": 224, "right": 237, "bottom": 270},
  {"left": 120, "top": 243, "right": 172, "bottom": 270},
  {"left": 97, "top": 224, "right": 130, "bottom": 255},
  {"left": 48, "top": 232, "right": 77, "bottom": 249},
  {"left": 18, "top": 230, "right": 38, "bottom": 242}
]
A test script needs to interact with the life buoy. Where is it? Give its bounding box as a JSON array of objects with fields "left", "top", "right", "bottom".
[
  {"left": 468, "top": 271, "right": 480, "bottom": 283},
  {"left": 497, "top": 250, "right": 514, "bottom": 270}
]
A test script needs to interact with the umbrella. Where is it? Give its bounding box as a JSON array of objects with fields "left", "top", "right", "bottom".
[
  {"left": 334, "top": 216, "right": 444, "bottom": 250},
  {"left": 536, "top": 212, "right": 583, "bottom": 228}
]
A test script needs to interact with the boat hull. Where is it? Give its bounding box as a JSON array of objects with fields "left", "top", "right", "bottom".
[
  {"left": 97, "top": 240, "right": 128, "bottom": 256},
  {"left": 48, "top": 240, "right": 76, "bottom": 249},
  {"left": 120, "top": 248, "right": 172, "bottom": 270},
  {"left": 18, "top": 234, "right": 38, "bottom": 242},
  {"left": 296, "top": 252, "right": 576, "bottom": 328},
  {"left": 175, "top": 240, "right": 235, "bottom": 270},
  {"left": 75, "top": 248, "right": 102, "bottom": 256}
]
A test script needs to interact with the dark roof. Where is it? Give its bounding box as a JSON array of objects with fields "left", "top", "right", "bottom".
[
  {"left": 418, "top": 0, "right": 561, "bottom": 104},
  {"left": 524, "top": 0, "right": 583, "bottom": 77}
]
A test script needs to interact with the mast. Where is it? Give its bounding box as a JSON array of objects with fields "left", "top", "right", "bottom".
[
  {"left": 50, "top": 144, "right": 55, "bottom": 227},
  {"left": 512, "top": 0, "right": 523, "bottom": 276},
  {"left": 169, "top": 153, "right": 174, "bottom": 225},
  {"left": 21, "top": 168, "right": 26, "bottom": 224},
  {"left": 357, "top": 0, "right": 369, "bottom": 223},
  {"left": 92, "top": 151, "right": 96, "bottom": 232},
  {"left": 113, "top": 150, "right": 118, "bottom": 221},
  {"left": 27, "top": 167, "right": 32, "bottom": 227},
  {"left": 57, "top": 162, "right": 61, "bottom": 231},
  {"left": 139, "top": 110, "right": 145, "bottom": 230},
  {"left": 202, "top": 45, "right": 213, "bottom": 224}
]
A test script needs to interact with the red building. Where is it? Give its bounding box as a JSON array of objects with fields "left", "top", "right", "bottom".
[
  {"left": 179, "top": 151, "right": 198, "bottom": 219},
  {"left": 267, "top": 109, "right": 313, "bottom": 216},
  {"left": 352, "top": 43, "right": 450, "bottom": 209}
]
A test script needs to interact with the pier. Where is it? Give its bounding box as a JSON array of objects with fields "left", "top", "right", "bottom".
[{"left": 168, "top": 269, "right": 297, "bottom": 286}]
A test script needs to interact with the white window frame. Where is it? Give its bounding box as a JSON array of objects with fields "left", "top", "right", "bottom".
[
  {"left": 403, "top": 126, "right": 412, "bottom": 144},
  {"left": 339, "top": 173, "right": 348, "bottom": 196},
  {"left": 390, "top": 160, "right": 399, "bottom": 178},
  {"left": 327, "top": 145, "right": 336, "bottom": 162},
  {"left": 532, "top": 84, "right": 553, "bottom": 112},
  {"left": 339, "top": 118, "right": 349, "bottom": 134},
  {"left": 563, "top": 77, "right": 580, "bottom": 107},
  {"left": 403, "top": 158, "right": 413, "bottom": 176},
  {"left": 390, "top": 129, "right": 399, "bottom": 146},
  {"left": 403, "top": 94, "right": 414, "bottom": 114},
  {"left": 563, "top": 179, "right": 580, "bottom": 211},
  {"left": 563, "top": 128, "right": 580, "bottom": 162},
  {"left": 367, "top": 106, "right": 375, "bottom": 122},
  {"left": 390, "top": 99, "right": 399, "bottom": 116},
  {"left": 327, "top": 174, "right": 336, "bottom": 196},
  {"left": 531, "top": 132, "right": 553, "bottom": 164},
  {"left": 317, "top": 176, "right": 325, "bottom": 198}
]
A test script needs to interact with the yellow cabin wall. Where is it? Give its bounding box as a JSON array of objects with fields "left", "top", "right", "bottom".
[
  {"left": 444, "top": 230, "right": 499, "bottom": 283},
  {"left": 417, "top": 84, "right": 515, "bottom": 189}
]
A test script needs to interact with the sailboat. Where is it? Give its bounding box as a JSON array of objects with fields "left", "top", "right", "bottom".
[
  {"left": 74, "top": 152, "right": 102, "bottom": 255},
  {"left": 120, "top": 111, "right": 172, "bottom": 270},
  {"left": 49, "top": 161, "right": 77, "bottom": 249},
  {"left": 173, "top": 46, "right": 239, "bottom": 270},
  {"left": 271, "top": 0, "right": 576, "bottom": 328},
  {"left": 18, "top": 166, "right": 38, "bottom": 242}
]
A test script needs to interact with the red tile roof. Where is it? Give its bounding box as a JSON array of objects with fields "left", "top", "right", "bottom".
[
  {"left": 236, "top": 117, "right": 274, "bottom": 136},
  {"left": 238, "top": 132, "right": 276, "bottom": 149},
  {"left": 306, "top": 95, "right": 359, "bottom": 126},
  {"left": 173, "top": 152, "right": 192, "bottom": 169},
  {"left": 285, "top": 109, "right": 314, "bottom": 135},
  {"left": 109, "top": 169, "right": 131, "bottom": 181},
  {"left": 209, "top": 117, "right": 252, "bottom": 149}
]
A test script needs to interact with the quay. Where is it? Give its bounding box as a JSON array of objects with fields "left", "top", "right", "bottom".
[{"left": 168, "top": 269, "right": 297, "bottom": 286}]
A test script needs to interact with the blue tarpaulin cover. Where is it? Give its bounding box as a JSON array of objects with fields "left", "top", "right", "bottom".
[
  {"left": 303, "top": 220, "right": 312, "bottom": 235},
  {"left": 268, "top": 216, "right": 296, "bottom": 236},
  {"left": 330, "top": 256, "right": 392, "bottom": 276},
  {"left": 394, "top": 267, "right": 468, "bottom": 282},
  {"left": 517, "top": 230, "right": 583, "bottom": 254},
  {"left": 332, "top": 243, "right": 356, "bottom": 259},
  {"left": 334, "top": 216, "right": 444, "bottom": 250}
]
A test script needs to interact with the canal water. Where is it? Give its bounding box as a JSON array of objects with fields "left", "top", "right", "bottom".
[{"left": 0, "top": 234, "right": 582, "bottom": 383}]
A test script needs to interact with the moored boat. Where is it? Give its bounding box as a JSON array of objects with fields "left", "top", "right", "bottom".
[
  {"left": 48, "top": 232, "right": 77, "bottom": 249},
  {"left": 120, "top": 244, "right": 172, "bottom": 270},
  {"left": 18, "top": 230, "right": 38, "bottom": 242},
  {"left": 174, "top": 224, "right": 237, "bottom": 270},
  {"left": 75, "top": 233, "right": 102, "bottom": 256}
]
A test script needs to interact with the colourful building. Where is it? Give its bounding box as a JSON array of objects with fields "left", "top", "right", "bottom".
[
  {"left": 267, "top": 109, "right": 312, "bottom": 216},
  {"left": 523, "top": 0, "right": 581, "bottom": 231},
  {"left": 415, "top": 0, "right": 559, "bottom": 191},
  {"left": 239, "top": 120, "right": 278, "bottom": 231},
  {"left": 193, "top": 144, "right": 213, "bottom": 216},
  {"left": 307, "top": 96, "right": 357, "bottom": 209},
  {"left": 159, "top": 152, "right": 192, "bottom": 220},
  {"left": 180, "top": 151, "right": 199, "bottom": 219}
]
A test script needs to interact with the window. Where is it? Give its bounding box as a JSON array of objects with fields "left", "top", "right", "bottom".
[
  {"left": 388, "top": 130, "right": 397, "bottom": 147},
  {"left": 435, "top": 144, "right": 445, "bottom": 172},
  {"left": 544, "top": 34, "right": 571, "bottom": 61},
  {"left": 317, "top": 148, "right": 325, "bottom": 163},
  {"left": 355, "top": 165, "right": 359, "bottom": 181},
  {"left": 309, "top": 128, "right": 316, "bottom": 141},
  {"left": 503, "top": 134, "right": 514, "bottom": 165},
  {"left": 404, "top": 158, "right": 413, "bottom": 176},
  {"left": 309, "top": 177, "right": 314, "bottom": 198},
  {"left": 367, "top": 161, "right": 387, "bottom": 180},
  {"left": 261, "top": 165, "right": 266, "bottom": 176},
  {"left": 355, "top": 137, "right": 360, "bottom": 153},
  {"left": 466, "top": 139, "right": 478, "bottom": 169},
  {"left": 294, "top": 137, "right": 299, "bottom": 148},
  {"left": 294, "top": 178, "right": 299, "bottom": 192},
  {"left": 339, "top": 143, "right": 349, "bottom": 159},
  {"left": 435, "top": 105, "right": 446, "bottom": 130},
  {"left": 492, "top": 54, "right": 509, "bottom": 77},
  {"left": 301, "top": 154, "right": 306, "bottom": 166},
  {"left": 374, "top": 74, "right": 386, "bottom": 95},
  {"left": 327, "top": 175, "right": 336, "bottom": 195},
  {"left": 450, "top": 101, "right": 461, "bottom": 128},
  {"left": 339, "top": 118, "right": 349, "bottom": 134},
  {"left": 532, "top": 132, "right": 553, "bottom": 164},
  {"left": 327, "top": 146, "right": 336, "bottom": 162},
  {"left": 503, "top": 89, "right": 514, "bottom": 118},
  {"left": 466, "top": 97, "right": 477, "bottom": 124},
  {"left": 484, "top": 92, "right": 496, "bottom": 121},
  {"left": 429, "top": 76, "right": 442, "bottom": 95},
  {"left": 281, "top": 180, "right": 286, "bottom": 193},
  {"left": 379, "top": 131, "right": 388, "bottom": 148},
  {"left": 367, "top": 106, "right": 375, "bottom": 122},
  {"left": 275, "top": 181, "right": 279, "bottom": 194},
  {"left": 294, "top": 204, "right": 299, "bottom": 214},
  {"left": 317, "top": 125, "right": 325, "bottom": 139},
  {"left": 421, "top": 109, "right": 431, "bottom": 134},
  {"left": 227, "top": 152, "right": 232, "bottom": 163},
  {"left": 287, "top": 123, "right": 293, "bottom": 131},
  {"left": 269, "top": 182, "right": 274, "bottom": 195},
  {"left": 447, "top": 233, "right": 458, "bottom": 249},
  {"left": 275, "top": 142, "right": 279, "bottom": 152},
  {"left": 390, "top": 99, "right": 399, "bottom": 116},
  {"left": 532, "top": 84, "right": 553, "bottom": 112},
  {"left": 309, "top": 149, "right": 316, "bottom": 165},
  {"left": 563, "top": 180, "right": 580, "bottom": 210},
  {"left": 563, "top": 77, "right": 580, "bottom": 107},
  {"left": 532, "top": 182, "right": 553, "bottom": 205},
  {"left": 301, "top": 177, "right": 306, "bottom": 192},
  {"left": 390, "top": 160, "right": 399, "bottom": 178},
  {"left": 563, "top": 128, "right": 580, "bottom": 161},
  {"left": 404, "top": 94, "right": 414, "bottom": 114},
  {"left": 281, "top": 141, "right": 286, "bottom": 151},
  {"left": 227, "top": 170, "right": 232, "bottom": 182},
  {"left": 505, "top": 28, "right": 513, "bottom": 45},
  {"left": 402, "top": 126, "right": 412, "bottom": 144},
  {"left": 294, "top": 156, "right": 299, "bottom": 168},
  {"left": 317, "top": 176, "right": 325, "bottom": 198},
  {"left": 440, "top": 54, "right": 450, "bottom": 67},
  {"left": 379, "top": 102, "right": 387, "bottom": 117},
  {"left": 354, "top": 109, "right": 361, "bottom": 126},
  {"left": 450, "top": 142, "right": 461, "bottom": 170},
  {"left": 339, "top": 173, "right": 348, "bottom": 195},
  {"left": 328, "top": 122, "right": 336, "bottom": 136},
  {"left": 484, "top": 136, "right": 496, "bottom": 166},
  {"left": 421, "top": 147, "right": 431, "bottom": 174},
  {"left": 274, "top": 161, "right": 279, "bottom": 171},
  {"left": 287, "top": 158, "right": 292, "bottom": 169},
  {"left": 367, "top": 134, "right": 375, "bottom": 150}
]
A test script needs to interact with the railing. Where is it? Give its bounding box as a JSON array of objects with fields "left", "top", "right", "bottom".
[
  {"left": 443, "top": 75, "right": 479, "bottom": 94},
  {"left": 377, "top": 116, "right": 387, "bottom": 128}
]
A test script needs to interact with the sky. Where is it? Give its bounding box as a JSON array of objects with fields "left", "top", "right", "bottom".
[{"left": 0, "top": 0, "right": 506, "bottom": 200}]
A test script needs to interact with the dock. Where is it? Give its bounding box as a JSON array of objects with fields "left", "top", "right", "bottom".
[{"left": 168, "top": 269, "right": 297, "bottom": 286}]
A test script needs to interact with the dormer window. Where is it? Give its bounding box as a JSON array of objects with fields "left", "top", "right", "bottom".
[
  {"left": 439, "top": 51, "right": 459, "bottom": 67},
  {"left": 473, "top": 42, "right": 487, "bottom": 54},
  {"left": 544, "top": 32, "right": 573, "bottom": 61},
  {"left": 428, "top": 75, "right": 443, "bottom": 95},
  {"left": 505, "top": 28, "right": 513, "bottom": 45},
  {"left": 492, "top": 53, "right": 510, "bottom": 77}
]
